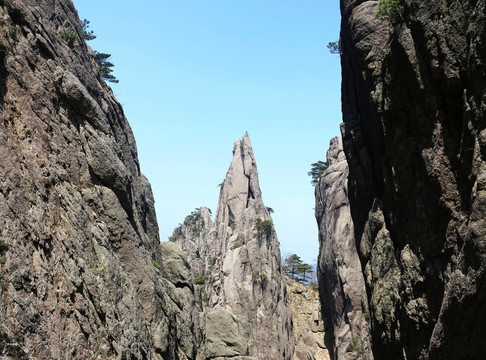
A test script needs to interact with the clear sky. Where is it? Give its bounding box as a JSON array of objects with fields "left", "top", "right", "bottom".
[{"left": 74, "top": 0, "right": 342, "bottom": 265}]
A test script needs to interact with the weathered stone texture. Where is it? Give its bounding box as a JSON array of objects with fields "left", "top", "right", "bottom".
[
  {"left": 315, "top": 137, "right": 372, "bottom": 360},
  {"left": 172, "top": 133, "right": 294, "bottom": 360},
  {"left": 0, "top": 1, "right": 201, "bottom": 358},
  {"left": 286, "top": 278, "right": 330, "bottom": 360},
  {"left": 170, "top": 207, "right": 214, "bottom": 281},
  {"left": 337, "top": 0, "right": 486, "bottom": 358}
]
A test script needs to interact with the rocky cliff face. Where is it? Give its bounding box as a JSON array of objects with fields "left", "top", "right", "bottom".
[
  {"left": 315, "top": 137, "right": 372, "bottom": 360},
  {"left": 0, "top": 0, "right": 201, "bottom": 358},
  {"left": 320, "top": 0, "right": 486, "bottom": 359},
  {"left": 172, "top": 133, "right": 294, "bottom": 360},
  {"left": 286, "top": 278, "right": 330, "bottom": 360}
]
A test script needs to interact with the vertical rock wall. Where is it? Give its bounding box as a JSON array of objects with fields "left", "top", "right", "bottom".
[
  {"left": 332, "top": 0, "right": 486, "bottom": 358},
  {"left": 0, "top": 0, "right": 201, "bottom": 358},
  {"left": 315, "top": 137, "right": 372, "bottom": 360}
]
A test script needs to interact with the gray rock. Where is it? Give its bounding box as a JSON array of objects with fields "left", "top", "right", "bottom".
[
  {"left": 172, "top": 133, "right": 293, "bottom": 360},
  {"left": 337, "top": 0, "right": 486, "bottom": 358},
  {"left": 286, "top": 278, "right": 330, "bottom": 360},
  {"left": 0, "top": 1, "right": 202, "bottom": 358},
  {"left": 204, "top": 308, "right": 248, "bottom": 358},
  {"left": 315, "top": 137, "right": 372, "bottom": 360}
]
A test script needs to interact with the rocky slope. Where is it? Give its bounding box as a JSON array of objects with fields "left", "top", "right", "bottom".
[
  {"left": 317, "top": 0, "right": 486, "bottom": 359},
  {"left": 0, "top": 0, "right": 202, "bottom": 358},
  {"left": 172, "top": 133, "right": 294, "bottom": 360},
  {"left": 286, "top": 278, "right": 330, "bottom": 360},
  {"left": 315, "top": 137, "right": 372, "bottom": 360}
]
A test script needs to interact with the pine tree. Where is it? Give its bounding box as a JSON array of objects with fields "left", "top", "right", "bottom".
[
  {"left": 94, "top": 52, "right": 119, "bottom": 83},
  {"left": 298, "top": 263, "right": 313, "bottom": 283},
  {"left": 81, "top": 19, "right": 96, "bottom": 41},
  {"left": 283, "top": 254, "right": 303, "bottom": 279},
  {"left": 81, "top": 19, "right": 119, "bottom": 83},
  {"left": 308, "top": 160, "right": 329, "bottom": 186}
]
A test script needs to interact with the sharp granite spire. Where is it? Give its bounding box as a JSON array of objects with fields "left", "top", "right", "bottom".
[{"left": 172, "top": 133, "right": 294, "bottom": 360}]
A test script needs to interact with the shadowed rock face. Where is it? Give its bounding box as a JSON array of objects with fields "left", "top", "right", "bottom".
[
  {"left": 0, "top": 0, "right": 201, "bottom": 358},
  {"left": 172, "top": 133, "right": 294, "bottom": 360},
  {"left": 334, "top": 0, "right": 486, "bottom": 359}
]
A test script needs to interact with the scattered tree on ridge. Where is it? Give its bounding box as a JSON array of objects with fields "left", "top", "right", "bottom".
[
  {"left": 327, "top": 41, "right": 340, "bottom": 54},
  {"left": 308, "top": 160, "right": 329, "bottom": 186},
  {"left": 81, "top": 19, "right": 96, "bottom": 40},
  {"left": 81, "top": 18, "right": 119, "bottom": 83},
  {"left": 298, "top": 263, "right": 313, "bottom": 282},
  {"left": 283, "top": 253, "right": 316, "bottom": 285}
]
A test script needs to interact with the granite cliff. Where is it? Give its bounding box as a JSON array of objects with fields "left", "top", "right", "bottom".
[
  {"left": 0, "top": 0, "right": 202, "bottom": 358},
  {"left": 317, "top": 0, "right": 486, "bottom": 359},
  {"left": 315, "top": 137, "right": 372, "bottom": 360},
  {"left": 286, "top": 278, "right": 330, "bottom": 360},
  {"left": 171, "top": 133, "right": 294, "bottom": 360}
]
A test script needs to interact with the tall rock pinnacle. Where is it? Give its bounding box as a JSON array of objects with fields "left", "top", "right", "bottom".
[
  {"left": 171, "top": 133, "right": 294, "bottom": 360},
  {"left": 208, "top": 132, "right": 293, "bottom": 360}
]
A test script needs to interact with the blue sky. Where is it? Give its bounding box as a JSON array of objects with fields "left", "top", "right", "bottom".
[{"left": 74, "top": 0, "right": 342, "bottom": 264}]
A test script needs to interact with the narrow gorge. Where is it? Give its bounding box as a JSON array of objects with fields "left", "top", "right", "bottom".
[{"left": 0, "top": 0, "right": 485, "bottom": 359}]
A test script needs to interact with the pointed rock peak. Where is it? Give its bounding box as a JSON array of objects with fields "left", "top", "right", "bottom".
[
  {"left": 218, "top": 133, "right": 267, "bottom": 231},
  {"left": 231, "top": 132, "right": 257, "bottom": 178}
]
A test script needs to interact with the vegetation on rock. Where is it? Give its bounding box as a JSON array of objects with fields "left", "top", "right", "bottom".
[
  {"left": 327, "top": 41, "right": 340, "bottom": 54},
  {"left": 283, "top": 254, "right": 315, "bottom": 284},
  {"left": 81, "top": 18, "right": 119, "bottom": 83},
  {"left": 81, "top": 19, "right": 96, "bottom": 40},
  {"left": 308, "top": 160, "right": 329, "bottom": 186},
  {"left": 169, "top": 208, "right": 205, "bottom": 242},
  {"left": 375, "top": 0, "right": 403, "bottom": 21},
  {"left": 254, "top": 218, "right": 273, "bottom": 239}
]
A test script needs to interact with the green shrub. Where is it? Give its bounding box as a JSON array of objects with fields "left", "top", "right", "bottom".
[
  {"left": 232, "top": 243, "right": 243, "bottom": 250},
  {"left": 209, "top": 257, "right": 218, "bottom": 266},
  {"left": 94, "top": 52, "right": 119, "bottom": 83},
  {"left": 81, "top": 19, "right": 96, "bottom": 41},
  {"left": 43, "top": 177, "right": 52, "bottom": 189},
  {"left": 327, "top": 41, "right": 339, "bottom": 54},
  {"left": 194, "top": 276, "right": 208, "bottom": 285},
  {"left": 59, "top": 30, "right": 78, "bottom": 40},
  {"left": 254, "top": 218, "right": 273, "bottom": 239},
  {"left": 376, "top": 0, "right": 403, "bottom": 21},
  {"left": 152, "top": 260, "right": 159, "bottom": 268},
  {"left": 63, "top": 0, "right": 74, "bottom": 7}
]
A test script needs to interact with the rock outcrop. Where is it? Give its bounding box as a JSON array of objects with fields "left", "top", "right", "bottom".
[
  {"left": 286, "top": 278, "right": 330, "bottom": 360},
  {"left": 0, "top": 0, "right": 201, "bottom": 358},
  {"left": 168, "top": 207, "right": 214, "bottom": 281},
  {"left": 315, "top": 137, "right": 372, "bottom": 359},
  {"left": 317, "top": 0, "right": 486, "bottom": 359},
  {"left": 172, "top": 133, "right": 294, "bottom": 360}
]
